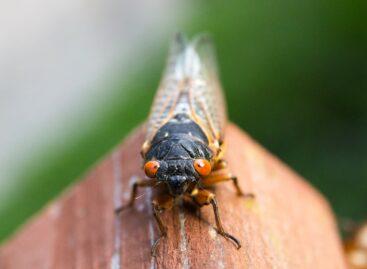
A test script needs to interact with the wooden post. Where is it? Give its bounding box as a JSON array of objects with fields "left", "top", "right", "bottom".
[{"left": 0, "top": 124, "right": 347, "bottom": 269}]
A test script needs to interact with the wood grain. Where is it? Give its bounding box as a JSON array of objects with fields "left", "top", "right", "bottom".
[{"left": 0, "top": 124, "right": 347, "bottom": 269}]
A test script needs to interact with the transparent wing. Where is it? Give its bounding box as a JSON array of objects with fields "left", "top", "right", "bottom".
[
  {"left": 145, "top": 33, "right": 187, "bottom": 142},
  {"left": 145, "top": 33, "right": 227, "bottom": 147},
  {"left": 189, "top": 34, "right": 227, "bottom": 143}
]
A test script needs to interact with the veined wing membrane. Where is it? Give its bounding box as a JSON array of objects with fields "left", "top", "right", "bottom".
[{"left": 145, "top": 34, "right": 227, "bottom": 149}]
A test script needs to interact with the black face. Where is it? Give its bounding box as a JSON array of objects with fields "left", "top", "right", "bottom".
[
  {"left": 144, "top": 114, "right": 213, "bottom": 196},
  {"left": 155, "top": 159, "right": 198, "bottom": 196}
]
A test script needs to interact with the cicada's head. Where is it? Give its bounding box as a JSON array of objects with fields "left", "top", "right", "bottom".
[
  {"left": 143, "top": 158, "right": 212, "bottom": 196},
  {"left": 143, "top": 129, "right": 214, "bottom": 196}
]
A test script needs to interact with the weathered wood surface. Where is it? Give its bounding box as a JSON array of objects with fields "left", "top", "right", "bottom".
[{"left": 0, "top": 124, "right": 347, "bottom": 269}]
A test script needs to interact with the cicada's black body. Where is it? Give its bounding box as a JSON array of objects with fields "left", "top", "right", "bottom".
[
  {"left": 116, "top": 33, "right": 252, "bottom": 257},
  {"left": 145, "top": 113, "right": 212, "bottom": 195}
]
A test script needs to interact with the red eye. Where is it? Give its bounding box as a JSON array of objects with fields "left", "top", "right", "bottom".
[
  {"left": 144, "top": 161, "right": 160, "bottom": 178},
  {"left": 194, "top": 159, "right": 211, "bottom": 176}
]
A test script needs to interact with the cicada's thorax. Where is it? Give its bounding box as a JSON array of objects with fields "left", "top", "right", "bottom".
[{"left": 144, "top": 113, "right": 213, "bottom": 195}]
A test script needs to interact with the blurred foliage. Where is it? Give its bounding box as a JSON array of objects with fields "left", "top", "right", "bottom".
[
  {"left": 187, "top": 0, "right": 367, "bottom": 219},
  {"left": 1, "top": 0, "right": 366, "bottom": 241}
]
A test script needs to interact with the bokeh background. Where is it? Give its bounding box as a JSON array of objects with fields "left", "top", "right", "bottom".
[{"left": 1, "top": 0, "right": 366, "bottom": 242}]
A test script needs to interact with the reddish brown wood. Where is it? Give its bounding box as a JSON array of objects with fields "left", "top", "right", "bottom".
[{"left": 0, "top": 124, "right": 347, "bottom": 269}]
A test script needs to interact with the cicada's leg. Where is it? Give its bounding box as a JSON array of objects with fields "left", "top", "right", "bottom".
[
  {"left": 115, "top": 178, "right": 156, "bottom": 214},
  {"left": 201, "top": 168, "right": 250, "bottom": 197},
  {"left": 151, "top": 194, "right": 174, "bottom": 256},
  {"left": 191, "top": 189, "right": 241, "bottom": 249},
  {"left": 212, "top": 159, "right": 228, "bottom": 171}
]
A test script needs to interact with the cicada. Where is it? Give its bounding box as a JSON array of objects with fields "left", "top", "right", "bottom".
[{"left": 116, "top": 33, "right": 250, "bottom": 256}]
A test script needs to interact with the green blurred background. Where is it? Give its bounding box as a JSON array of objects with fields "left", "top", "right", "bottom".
[{"left": 1, "top": 0, "right": 366, "bottom": 242}]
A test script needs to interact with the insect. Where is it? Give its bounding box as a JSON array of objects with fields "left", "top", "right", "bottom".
[{"left": 115, "top": 33, "right": 252, "bottom": 256}]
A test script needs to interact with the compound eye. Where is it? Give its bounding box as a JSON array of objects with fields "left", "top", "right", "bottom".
[
  {"left": 144, "top": 160, "right": 160, "bottom": 178},
  {"left": 194, "top": 159, "right": 212, "bottom": 176}
]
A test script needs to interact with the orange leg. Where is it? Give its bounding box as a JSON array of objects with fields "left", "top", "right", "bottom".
[
  {"left": 151, "top": 194, "right": 174, "bottom": 256},
  {"left": 115, "top": 178, "right": 156, "bottom": 214},
  {"left": 212, "top": 159, "right": 228, "bottom": 171},
  {"left": 191, "top": 188, "right": 241, "bottom": 249},
  {"left": 201, "top": 168, "right": 247, "bottom": 196}
]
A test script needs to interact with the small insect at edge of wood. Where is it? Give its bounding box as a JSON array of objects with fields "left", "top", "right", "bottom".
[{"left": 115, "top": 33, "right": 254, "bottom": 256}]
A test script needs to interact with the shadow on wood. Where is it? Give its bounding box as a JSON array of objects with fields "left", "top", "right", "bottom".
[{"left": 0, "top": 124, "right": 347, "bottom": 269}]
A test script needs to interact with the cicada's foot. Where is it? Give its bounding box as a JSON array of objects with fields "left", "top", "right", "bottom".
[
  {"left": 239, "top": 191, "right": 256, "bottom": 199},
  {"left": 151, "top": 233, "right": 167, "bottom": 257},
  {"left": 218, "top": 230, "right": 241, "bottom": 249}
]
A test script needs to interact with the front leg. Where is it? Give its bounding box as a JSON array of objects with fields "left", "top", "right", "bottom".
[
  {"left": 115, "top": 178, "right": 156, "bottom": 214},
  {"left": 151, "top": 194, "right": 174, "bottom": 256},
  {"left": 191, "top": 188, "right": 241, "bottom": 249},
  {"left": 202, "top": 167, "right": 247, "bottom": 196},
  {"left": 212, "top": 159, "right": 228, "bottom": 171}
]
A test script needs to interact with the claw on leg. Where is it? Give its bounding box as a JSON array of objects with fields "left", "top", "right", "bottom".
[
  {"left": 151, "top": 233, "right": 166, "bottom": 257},
  {"left": 210, "top": 196, "right": 242, "bottom": 249},
  {"left": 218, "top": 231, "right": 241, "bottom": 249}
]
